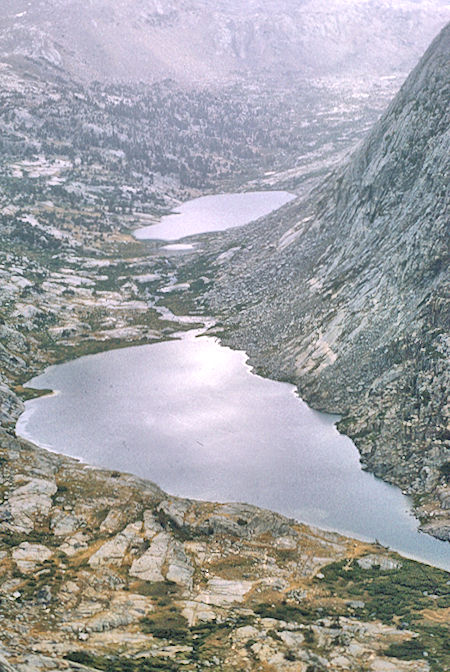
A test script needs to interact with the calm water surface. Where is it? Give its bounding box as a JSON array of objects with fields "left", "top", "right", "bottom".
[
  {"left": 134, "top": 191, "right": 295, "bottom": 240},
  {"left": 17, "top": 332, "right": 450, "bottom": 570}
]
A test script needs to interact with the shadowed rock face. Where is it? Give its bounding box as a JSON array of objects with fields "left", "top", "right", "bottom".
[
  {"left": 1, "top": 0, "right": 449, "bottom": 84},
  {"left": 205, "top": 23, "right": 450, "bottom": 537}
]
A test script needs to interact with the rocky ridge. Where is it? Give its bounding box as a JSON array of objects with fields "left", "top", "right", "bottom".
[
  {"left": 192, "top": 24, "right": 450, "bottom": 539},
  {"left": 1, "top": 0, "right": 450, "bottom": 85}
]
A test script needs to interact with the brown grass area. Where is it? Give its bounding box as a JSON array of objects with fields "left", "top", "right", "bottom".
[
  {"left": 67, "top": 538, "right": 105, "bottom": 567},
  {"left": 205, "top": 554, "right": 256, "bottom": 580},
  {"left": 420, "top": 607, "right": 450, "bottom": 624}
]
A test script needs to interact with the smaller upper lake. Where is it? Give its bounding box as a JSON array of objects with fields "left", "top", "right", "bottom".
[{"left": 134, "top": 191, "right": 295, "bottom": 241}]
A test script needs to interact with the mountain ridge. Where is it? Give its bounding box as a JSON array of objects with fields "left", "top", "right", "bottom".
[{"left": 2, "top": 0, "right": 450, "bottom": 85}]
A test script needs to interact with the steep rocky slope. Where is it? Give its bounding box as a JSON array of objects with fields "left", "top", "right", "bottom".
[
  {"left": 1, "top": 0, "right": 449, "bottom": 85},
  {"left": 201, "top": 24, "right": 450, "bottom": 538}
]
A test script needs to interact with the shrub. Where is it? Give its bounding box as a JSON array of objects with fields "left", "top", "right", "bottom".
[
  {"left": 140, "top": 610, "right": 189, "bottom": 642},
  {"left": 384, "top": 638, "right": 424, "bottom": 660},
  {"left": 254, "top": 601, "right": 316, "bottom": 623}
]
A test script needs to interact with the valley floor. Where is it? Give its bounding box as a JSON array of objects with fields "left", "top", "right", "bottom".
[{"left": 0, "top": 59, "right": 448, "bottom": 669}]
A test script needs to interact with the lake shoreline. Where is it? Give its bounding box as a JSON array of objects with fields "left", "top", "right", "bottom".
[
  {"left": 11, "top": 187, "right": 449, "bottom": 569},
  {"left": 16, "top": 327, "right": 450, "bottom": 571}
]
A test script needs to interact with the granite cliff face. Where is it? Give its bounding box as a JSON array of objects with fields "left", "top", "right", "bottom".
[{"left": 204, "top": 24, "right": 450, "bottom": 538}]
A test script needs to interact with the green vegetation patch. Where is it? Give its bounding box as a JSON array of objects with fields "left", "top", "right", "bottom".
[
  {"left": 65, "top": 651, "right": 179, "bottom": 671},
  {"left": 136, "top": 611, "right": 255, "bottom": 661},
  {"left": 318, "top": 557, "right": 450, "bottom": 671},
  {"left": 131, "top": 579, "right": 180, "bottom": 599},
  {"left": 439, "top": 461, "right": 450, "bottom": 481},
  {"left": 384, "top": 637, "right": 425, "bottom": 660},
  {"left": 207, "top": 553, "right": 256, "bottom": 580},
  {"left": 384, "top": 626, "right": 450, "bottom": 669},
  {"left": 140, "top": 609, "right": 190, "bottom": 642},
  {"left": 319, "top": 556, "right": 450, "bottom": 623},
  {"left": 253, "top": 601, "right": 318, "bottom": 624},
  {"left": 190, "top": 616, "right": 255, "bottom": 663},
  {"left": 14, "top": 385, "right": 53, "bottom": 402},
  {"left": 0, "top": 530, "right": 53, "bottom": 548}
]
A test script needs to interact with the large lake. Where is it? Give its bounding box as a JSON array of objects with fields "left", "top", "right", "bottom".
[
  {"left": 17, "top": 331, "right": 450, "bottom": 570},
  {"left": 134, "top": 191, "right": 295, "bottom": 240}
]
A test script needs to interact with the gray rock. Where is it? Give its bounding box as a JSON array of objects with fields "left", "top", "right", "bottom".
[
  {"left": 50, "top": 510, "right": 80, "bottom": 536},
  {"left": 357, "top": 555, "right": 402, "bottom": 571},
  {"left": 59, "top": 532, "right": 90, "bottom": 557},
  {"left": 12, "top": 542, "right": 53, "bottom": 572},
  {"left": 196, "top": 577, "right": 253, "bottom": 606},
  {"left": 0, "top": 652, "right": 18, "bottom": 672},
  {"left": 166, "top": 541, "right": 194, "bottom": 589},
  {"left": 204, "top": 23, "right": 450, "bottom": 539},
  {"left": 142, "top": 509, "right": 164, "bottom": 537},
  {"left": 419, "top": 520, "right": 450, "bottom": 542},
  {"left": 0, "top": 479, "right": 57, "bottom": 533},
  {"left": 89, "top": 521, "right": 142, "bottom": 567},
  {"left": 158, "top": 499, "right": 190, "bottom": 528},
  {"left": 129, "top": 531, "right": 171, "bottom": 582},
  {"left": 99, "top": 509, "right": 126, "bottom": 534}
]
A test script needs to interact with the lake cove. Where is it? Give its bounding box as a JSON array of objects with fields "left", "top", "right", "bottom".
[
  {"left": 16, "top": 330, "right": 450, "bottom": 571},
  {"left": 134, "top": 191, "right": 296, "bottom": 240}
]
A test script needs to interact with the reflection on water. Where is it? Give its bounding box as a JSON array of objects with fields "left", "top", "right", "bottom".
[
  {"left": 16, "top": 331, "right": 450, "bottom": 570},
  {"left": 134, "top": 191, "right": 295, "bottom": 240}
]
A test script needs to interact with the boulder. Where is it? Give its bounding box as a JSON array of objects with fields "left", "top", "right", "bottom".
[
  {"left": 182, "top": 600, "right": 217, "bottom": 626},
  {"left": 357, "top": 555, "right": 402, "bottom": 571},
  {"left": 60, "top": 532, "right": 89, "bottom": 557},
  {"left": 142, "top": 509, "right": 164, "bottom": 537},
  {"left": 0, "top": 479, "right": 57, "bottom": 533},
  {"left": 196, "top": 577, "right": 253, "bottom": 606},
  {"left": 12, "top": 542, "right": 52, "bottom": 572},
  {"left": 166, "top": 541, "right": 194, "bottom": 589},
  {"left": 129, "top": 532, "right": 171, "bottom": 582},
  {"left": 89, "top": 522, "right": 142, "bottom": 567},
  {"left": 51, "top": 510, "right": 80, "bottom": 536}
]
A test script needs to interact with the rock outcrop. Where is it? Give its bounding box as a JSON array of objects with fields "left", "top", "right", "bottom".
[{"left": 0, "top": 427, "right": 448, "bottom": 671}]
